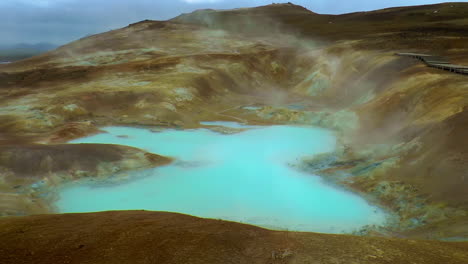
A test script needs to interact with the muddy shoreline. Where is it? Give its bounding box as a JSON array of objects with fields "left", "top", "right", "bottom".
[
  {"left": 1, "top": 99, "right": 466, "bottom": 240},
  {"left": 0, "top": 118, "right": 425, "bottom": 238}
]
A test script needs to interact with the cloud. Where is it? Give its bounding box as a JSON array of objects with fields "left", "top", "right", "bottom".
[
  {"left": 181, "top": 0, "right": 224, "bottom": 3},
  {"left": 1, "top": 0, "right": 74, "bottom": 7},
  {"left": 2, "top": 0, "right": 467, "bottom": 45}
]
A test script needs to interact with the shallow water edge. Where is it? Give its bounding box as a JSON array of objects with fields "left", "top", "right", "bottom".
[{"left": 55, "top": 123, "right": 389, "bottom": 234}]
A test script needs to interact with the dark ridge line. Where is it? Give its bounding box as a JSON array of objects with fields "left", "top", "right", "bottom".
[{"left": 396, "top": 53, "right": 468, "bottom": 75}]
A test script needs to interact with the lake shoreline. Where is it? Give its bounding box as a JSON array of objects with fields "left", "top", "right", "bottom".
[{"left": 54, "top": 124, "right": 387, "bottom": 234}]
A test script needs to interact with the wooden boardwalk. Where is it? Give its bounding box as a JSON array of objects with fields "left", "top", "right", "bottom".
[{"left": 396, "top": 53, "right": 468, "bottom": 75}]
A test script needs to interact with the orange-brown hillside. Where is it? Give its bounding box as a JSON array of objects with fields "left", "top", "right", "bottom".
[
  {"left": 0, "top": 2, "right": 468, "bottom": 263},
  {"left": 1, "top": 211, "right": 468, "bottom": 264}
]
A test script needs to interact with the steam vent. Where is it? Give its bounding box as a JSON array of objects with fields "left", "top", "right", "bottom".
[{"left": 1, "top": 2, "right": 468, "bottom": 264}]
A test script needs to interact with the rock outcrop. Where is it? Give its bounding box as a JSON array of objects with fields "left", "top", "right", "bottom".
[{"left": 0, "top": 144, "right": 172, "bottom": 216}]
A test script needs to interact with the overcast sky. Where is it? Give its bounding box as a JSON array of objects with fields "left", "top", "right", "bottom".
[{"left": 1, "top": 0, "right": 465, "bottom": 45}]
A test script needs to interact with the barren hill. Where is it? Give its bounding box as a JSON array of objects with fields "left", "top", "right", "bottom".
[
  {"left": 0, "top": 2, "right": 468, "bottom": 263},
  {"left": 1, "top": 211, "right": 468, "bottom": 264}
]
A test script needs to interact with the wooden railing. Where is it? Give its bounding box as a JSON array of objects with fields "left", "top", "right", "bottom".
[{"left": 396, "top": 53, "right": 468, "bottom": 75}]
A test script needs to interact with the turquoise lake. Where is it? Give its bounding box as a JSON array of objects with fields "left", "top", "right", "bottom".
[{"left": 57, "top": 124, "right": 387, "bottom": 233}]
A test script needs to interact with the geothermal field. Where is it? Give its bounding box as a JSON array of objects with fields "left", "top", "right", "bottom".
[{"left": 1, "top": 2, "right": 468, "bottom": 264}]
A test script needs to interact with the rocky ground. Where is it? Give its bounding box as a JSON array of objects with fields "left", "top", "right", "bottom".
[
  {"left": 0, "top": 2, "right": 467, "bottom": 263},
  {"left": 1, "top": 211, "right": 467, "bottom": 264}
]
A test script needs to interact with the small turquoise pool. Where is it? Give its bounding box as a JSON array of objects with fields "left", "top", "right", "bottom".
[{"left": 57, "top": 124, "right": 386, "bottom": 233}]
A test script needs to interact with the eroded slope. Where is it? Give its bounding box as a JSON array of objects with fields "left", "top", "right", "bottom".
[{"left": 0, "top": 3, "right": 467, "bottom": 242}]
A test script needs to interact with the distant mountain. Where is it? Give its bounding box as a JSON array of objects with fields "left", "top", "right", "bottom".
[
  {"left": 0, "top": 42, "right": 58, "bottom": 51},
  {"left": 0, "top": 42, "right": 58, "bottom": 62}
]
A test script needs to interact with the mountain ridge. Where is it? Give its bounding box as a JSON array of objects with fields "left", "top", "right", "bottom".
[{"left": 0, "top": 2, "right": 467, "bottom": 263}]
